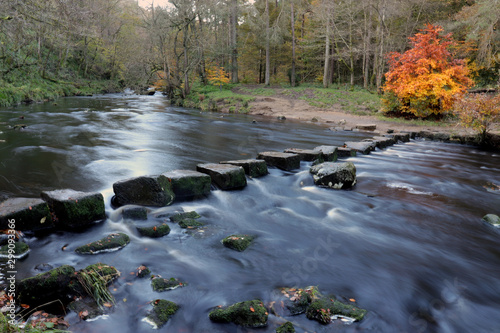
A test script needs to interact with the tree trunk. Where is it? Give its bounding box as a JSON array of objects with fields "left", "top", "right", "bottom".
[
  {"left": 265, "top": 0, "right": 270, "bottom": 86},
  {"left": 291, "top": 2, "right": 296, "bottom": 87},
  {"left": 363, "top": 4, "right": 373, "bottom": 89},
  {"left": 323, "top": 10, "right": 330, "bottom": 88},
  {"left": 230, "top": 0, "right": 238, "bottom": 83}
]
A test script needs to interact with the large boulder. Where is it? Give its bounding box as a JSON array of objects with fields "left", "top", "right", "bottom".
[
  {"left": 344, "top": 141, "right": 376, "bottom": 155},
  {"left": 310, "top": 162, "right": 357, "bottom": 189},
  {"left": 209, "top": 299, "right": 268, "bottom": 327},
  {"left": 40, "top": 189, "right": 105, "bottom": 229},
  {"left": 112, "top": 175, "right": 175, "bottom": 207},
  {"left": 257, "top": 152, "right": 301, "bottom": 171},
  {"left": 196, "top": 163, "right": 247, "bottom": 190},
  {"left": 0, "top": 197, "right": 53, "bottom": 231},
  {"left": 17, "top": 265, "right": 76, "bottom": 306},
  {"left": 219, "top": 159, "right": 268, "bottom": 178},
  {"left": 161, "top": 170, "right": 211, "bottom": 200},
  {"left": 283, "top": 148, "right": 322, "bottom": 162}
]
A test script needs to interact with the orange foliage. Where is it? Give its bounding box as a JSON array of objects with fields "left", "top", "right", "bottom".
[
  {"left": 454, "top": 93, "right": 500, "bottom": 142},
  {"left": 382, "top": 24, "right": 474, "bottom": 118},
  {"left": 207, "top": 66, "right": 230, "bottom": 89},
  {"left": 152, "top": 71, "right": 168, "bottom": 91}
]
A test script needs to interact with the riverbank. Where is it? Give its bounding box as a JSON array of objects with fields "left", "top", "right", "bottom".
[{"left": 178, "top": 84, "right": 500, "bottom": 150}]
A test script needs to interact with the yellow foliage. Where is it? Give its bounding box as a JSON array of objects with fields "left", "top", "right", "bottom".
[{"left": 207, "top": 66, "right": 230, "bottom": 89}]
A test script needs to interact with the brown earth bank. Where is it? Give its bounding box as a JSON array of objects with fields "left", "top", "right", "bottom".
[{"left": 227, "top": 86, "right": 500, "bottom": 151}]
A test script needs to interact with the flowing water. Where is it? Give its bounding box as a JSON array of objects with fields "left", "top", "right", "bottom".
[{"left": 0, "top": 93, "right": 499, "bottom": 333}]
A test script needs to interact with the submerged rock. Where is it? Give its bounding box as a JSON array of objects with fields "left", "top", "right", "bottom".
[
  {"left": 112, "top": 175, "right": 175, "bottom": 207},
  {"left": 17, "top": 265, "right": 76, "bottom": 306},
  {"left": 170, "top": 211, "right": 201, "bottom": 222},
  {"left": 0, "top": 241, "right": 30, "bottom": 259},
  {"left": 257, "top": 151, "right": 301, "bottom": 171},
  {"left": 40, "top": 189, "right": 105, "bottom": 229},
  {"left": 306, "top": 297, "right": 367, "bottom": 324},
  {"left": 144, "top": 299, "right": 179, "bottom": 329},
  {"left": 219, "top": 159, "right": 268, "bottom": 178},
  {"left": 0, "top": 197, "right": 53, "bottom": 231},
  {"left": 313, "top": 146, "right": 338, "bottom": 162},
  {"left": 137, "top": 223, "right": 171, "bottom": 237},
  {"left": 151, "top": 277, "right": 186, "bottom": 292},
  {"left": 344, "top": 141, "right": 375, "bottom": 155},
  {"left": 197, "top": 163, "right": 247, "bottom": 190},
  {"left": 276, "top": 321, "right": 296, "bottom": 333},
  {"left": 209, "top": 299, "right": 268, "bottom": 327},
  {"left": 162, "top": 170, "right": 211, "bottom": 200},
  {"left": 482, "top": 214, "right": 500, "bottom": 228},
  {"left": 310, "top": 162, "right": 357, "bottom": 189},
  {"left": 75, "top": 233, "right": 130, "bottom": 254},
  {"left": 122, "top": 207, "right": 148, "bottom": 220},
  {"left": 222, "top": 234, "right": 255, "bottom": 252}
]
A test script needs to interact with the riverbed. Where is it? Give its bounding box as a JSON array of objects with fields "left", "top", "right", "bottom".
[{"left": 1, "top": 93, "right": 499, "bottom": 332}]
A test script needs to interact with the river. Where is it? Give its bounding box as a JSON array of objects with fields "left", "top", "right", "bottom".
[{"left": 1, "top": 93, "right": 499, "bottom": 333}]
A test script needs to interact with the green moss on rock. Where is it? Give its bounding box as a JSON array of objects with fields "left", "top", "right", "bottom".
[
  {"left": 170, "top": 211, "right": 201, "bottom": 222},
  {"left": 276, "top": 321, "right": 295, "bottom": 333},
  {"left": 482, "top": 214, "right": 500, "bottom": 227},
  {"left": 136, "top": 265, "right": 151, "bottom": 278},
  {"left": 151, "top": 277, "right": 186, "bottom": 292},
  {"left": 17, "top": 265, "right": 76, "bottom": 305},
  {"left": 146, "top": 299, "right": 179, "bottom": 329},
  {"left": 178, "top": 218, "right": 204, "bottom": 229},
  {"left": 0, "top": 197, "right": 53, "bottom": 231},
  {"left": 137, "top": 223, "right": 171, "bottom": 237},
  {"left": 306, "top": 297, "right": 367, "bottom": 324},
  {"left": 75, "top": 233, "right": 130, "bottom": 254},
  {"left": 122, "top": 207, "right": 148, "bottom": 220},
  {"left": 209, "top": 299, "right": 268, "bottom": 327},
  {"left": 222, "top": 234, "right": 254, "bottom": 252},
  {"left": 0, "top": 242, "right": 29, "bottom": 259}
]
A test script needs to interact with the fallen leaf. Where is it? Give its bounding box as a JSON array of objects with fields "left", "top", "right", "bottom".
[
  {"left": 79, "top": 310, "right": 89, "bottom": 319},
  {"left": 40, "top": 216, "right": 46, "bottom": 224},
  {"left": 29, "top": 206, "right": 32, "bottom": 210},
  {"left": 123, "top": 298, "right": 127, "bottom": 302},
  {"left": 103, "top": 302, "right": 113, "bottom": 308},
  {"left": 249, "top": 307, "right": 255, "bottom": 312},
  {"left": 153, "top": 226, "right": 157, "bottom": 232},
  {"left": 20, "top": 304, "right": 30, "bottom": 309},
  {"left": 349, "top": 298, "right": 356, "bottom": 302}
]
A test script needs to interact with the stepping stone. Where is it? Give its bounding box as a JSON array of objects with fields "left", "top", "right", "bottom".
[
  {"left": 310, "top": 162, "right": 357, "bottom": 189},
  {"left": 257, "top": 152, "right": 301, "bottom": 171},
  {"left": 219, "top": 159, "right": 268, "bottom": 178},
  {"left": 363, "top": 136, "right": 395, "bottom": 149},
  {"left": 385, "top": 133, "right": 411, "bottom": 142},
  {"left": 313, "top": 145, "right": 338, "bottom": 162},
  {"left": 337, "top": 147, "right": 356, "bottom": 158},
  {"left": 0, "top": 197, "right": 53, "bottom": 231},
  {"left": 161, "top": 170, "right": 211, "bottom": 200},
  {"left": 196, "top": 163, "right": 247, "bottom": 190},
  {"left": 344, "top": 141, "right": 376, "bottom": 155},
  {"left": 356, "top": 124, "right": 377, "bottom": 131},
  {"left": 283, "top": 148, "right": 322, "bottom": 162},
  {"left": 75, "top": 233, "right": 130, "bottom": 254},
  {"left": 112, "top": 175, "right": 175, "bottom": 207},
  {"left": 222, "top": 234, "right": 255, "bottom": 252},
  {"left": 40, "top": 189, "right": 105, "bottom": 229}
]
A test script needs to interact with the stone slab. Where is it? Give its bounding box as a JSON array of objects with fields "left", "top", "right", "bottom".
[
  {"left": 219, "top": 159, "right": 268, "bottom": 178},
  {"left": 257, "top": 152, "right": 301, "bottom": 171},
  {"left": 283, "top": 148, "right": 322, "bottom": 162},
  {"left": 196, "top": 163, "right": 247, "bottom": 190},
  {"left": 162, "top": 170, "right": 211, "bottom": 199},
  {"left": 313, "top": 145, "right": 338, "bottom": 162},
  {"left": 0, "top": 197, "right": 53, "bottom": 231}
]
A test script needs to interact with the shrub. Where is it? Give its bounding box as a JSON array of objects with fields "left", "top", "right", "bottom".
[{"left": 454, "top": 93, "right": 500, "bottom": 143}]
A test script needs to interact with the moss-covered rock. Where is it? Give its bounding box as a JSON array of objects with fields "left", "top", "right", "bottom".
[
  {"left": 145, "top": 299, "right": 179, "bottom": 329},
  {"left": 17, "top": 265, "right": 76, "bottom": 306},
  {"left": 178, "top": 218, "right": 204, "bottom": 229},
  {"left": 306, "top": 297, "right": 367, "bottom": 324},
  {"left": 136, "top": 265, "right": 151, "bottom": 278},
  {"left": 75, "top": 233, "right": 130, "bottom": 254},
  {"left": 68, "top": 297, "right": 109, "bottom": 320},
  {"left": 197, "top": 163, "right": 247, "bottom": 190},
  {"left": 0, "top": 241, "right": 29, "bottom": 259},
  {"left": 122, "top": 207, "right": 148, "bottom": 220},
  {"left": 81, "top": 263, "right": 120, "bottom": 281},
  {"left": 310, "top": 162, "right": 357, "bottom": 189},
  {"left": 151, "top": 277, "right": 186, "bottom": 292},
  {"left": 482, "top": 214, "right": 500, "bottom": 228},
  {"left": 209, "top": 299, "right": 268, "bottom": 327},
  {"left": 112, "top": 175, "right": 175, "bottom": 207},
  {"left": 137, "top": 223, "right": 171, "bottom": 237},
  {"left": 161, "top": 170, "right": 211, "bottom": 200},
  {"left": 170, "top": 211, "right": 201, "bottom": 222},
  {"left": 222, "top": 234, "right": 254, "bottom": 252},
  {"left": 40, "top": 189, "right": 105, "bottom": 229},
  {"left": 276, "top": 321, "right": 295, "bottom": 333},
  {"left": 0, "top": 197, "right": 53, "bottom": 231},
  {"left": 281, "top": 287, "right": 315, "bottom": 316}
]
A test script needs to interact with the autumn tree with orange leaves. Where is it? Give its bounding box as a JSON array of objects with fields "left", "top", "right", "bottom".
[{"left": 382, "top": 24, "right": 474, "bottom": 118}]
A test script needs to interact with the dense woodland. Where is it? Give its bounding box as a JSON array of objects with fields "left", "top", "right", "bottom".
[{"left": 0, "top": 0, "right": 499, "bottom": 105}]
